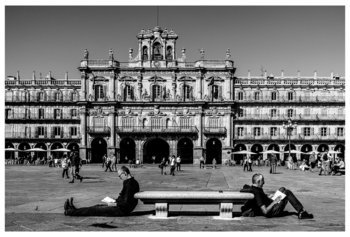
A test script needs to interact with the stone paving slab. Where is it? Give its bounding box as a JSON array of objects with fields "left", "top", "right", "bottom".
[{"left": 5, "top": 164, "right": 345, "bottom": 231}]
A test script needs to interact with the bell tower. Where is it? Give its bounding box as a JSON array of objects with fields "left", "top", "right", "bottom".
[{"left": 136, "top": 26, "right": 178, "bottom": 68}]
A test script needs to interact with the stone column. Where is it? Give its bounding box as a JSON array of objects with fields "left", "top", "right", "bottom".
[
  {"left": 81, "top": 72, "right": 86, "bottom": 101},
  {"left": 79, "top": 107, "right": 87, "bottom": 160},
  {"left": 108, "top": 108, "right": 115, "bottom": 157},
  {"left": 262, "top": 145, "right": 269, "bottom": 161},
  {"left": 138, "top": 39, "right": 142, "bottom": 61},
  {"left": 110, "top": 73, "right": 115, "bottom": 100},
  {"left": 138, "top": 75, "right": 142, "bottom": 101}
]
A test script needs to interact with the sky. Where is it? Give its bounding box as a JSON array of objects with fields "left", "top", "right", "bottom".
[{"left": 5, "top": 6, "right": 345, "bottom": 79}]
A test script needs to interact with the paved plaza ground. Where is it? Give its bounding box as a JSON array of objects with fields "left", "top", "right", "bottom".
[{"left": 5, "top": 163, "right": 345, "bottom": 231}]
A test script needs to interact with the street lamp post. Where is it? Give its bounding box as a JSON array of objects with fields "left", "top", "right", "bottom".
[{"left": 282, "top": 119, "right": 297, "bottom": 160}]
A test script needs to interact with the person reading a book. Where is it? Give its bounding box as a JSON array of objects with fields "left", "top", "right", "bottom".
[
  {"left": 241, "top": 173, "right": 313, "bottom": 219},
  {"left": 63, "top": 166, "right": 140, "bottom": 216}
]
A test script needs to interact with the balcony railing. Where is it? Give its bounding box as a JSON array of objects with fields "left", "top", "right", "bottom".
[
  {"left": 235, "top": 95, "right": 345, "bottom": 103},
  {"left": 5, "top": 95, "right": 80, "bottom": 103},
  {"left": 115, "top": 126, "right": 198, "bottom": 134},
  {"left": 5, "top": 132, "right": 81, "bottom": 139},
  {"left": 235, "top": 78, "right": 345, "bottom": 86},
  {"left": 87, "top": 126, "right": 111, "bottom": 135},
  {"left": 235, "top": 133, "right": 345, "bottom": 141},
  {"left": 203, "top": 127, "right": 227, "bottom": 135},
  {"left": 235, "top": 114, "right": 345, "bottom": 121},
  {"left": 5, "top": 80, "right": 81, "bottom": 86},
  {"left": 5, "top": 113, "right": 80, "bottom": 120}
]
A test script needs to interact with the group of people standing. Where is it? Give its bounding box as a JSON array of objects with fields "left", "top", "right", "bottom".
[{"left": 159, "top": 155, "right": 181, "bottom": 176}]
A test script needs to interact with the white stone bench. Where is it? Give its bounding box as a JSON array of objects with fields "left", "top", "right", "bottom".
[{"left": 134, "top": 191, "right": 254, "bottom": 218}]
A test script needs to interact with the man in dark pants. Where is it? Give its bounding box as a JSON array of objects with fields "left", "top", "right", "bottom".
[
  {"left": 64, "top": 166, "right": 140, "bottom": 216},
  {"left": 69, "top": 153, "right": 83, "bottom": 183},
  {"left": 241, "top": 173, "right": 313, "bottom": 219}
]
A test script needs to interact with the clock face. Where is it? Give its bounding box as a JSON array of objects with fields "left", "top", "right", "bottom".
[{"left": 154, "top": 61, "right": 160, "bottom": 68}]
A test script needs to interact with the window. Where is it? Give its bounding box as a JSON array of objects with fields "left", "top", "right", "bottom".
[
  {"left": 338, "top": 108, "right": 344, "bottom": 116},
  {"left": 54, "top": 109, "right": 61, "bottom": 119},
  {"left": 71, "top": 109, "right": 77, "bottom": 118},
  {"left": 38, "top": 127, "right": 45, "bottom": 136},
  {"left": 55, "top": 92, "right": 61, "bottom": 101},
  {"left": 320, "top": 127, "right": 327, "bottom": 136},
  {"left": 5, "top": 91, "right": 12, "bottom": 102},
  {"left": 70, "top": 127, "right": 77, "bottom": 136},
  {"left": 254, "top": 109, "right": 260, "bottom": 118},
  {"left": 238, "top": 108, "right": 244, "bottom": 117},
  {"left": 25, "top": 109, "right": 30, "bottom": 119},
  {"left": 153, "top": 85, "right": 161, "bottom": 99},
  {"left": 95, "top": 85, "right": 105, "bottom": 100},
  {"left": 304, "top": 108, "right": 310, "bottom": 117},
  {"left": 270, "top": 127, "right": 277, "bottom": 136},
  {"left": 287, "top": 109, "right": 294, "bottom": 118},
  {"left": 305, "top": 91, "right": 311, "bottom": 101},
  {"left": 270, "top": 109, "right": 277, "bottom": 118},
  {"left": 237, "top": 92, "right": 244, "bottom": 101},
  {"left": 39, "top": 92, "right": 45, "bottom": 101},
  {"left": 5, "top": 109, "right": 11, "bottom": 119},
  {"left": 184, "top": 85, "right": 191, "bottom": 99},
  {"left": 209, "top": 118, "right": 219, "bottom": 128},
  {"left": 254, "top": 92, "right": 260, "bottom": 100},
  {"left": 125, "top": 85, "right": 133, "bottom": 99},
  {"left": 72, "top": 92, "right": 78, "bottom": 101},
  {"left": 271, "top": 92, "right": 277, "bottom": 101},
  {"left": 337, "top": 127, "right": 344, "bottom": 136},
  {"left": 303, "top": 127, "right": 311, "bottom": 136},
  {"left": 39, "top": 109, "right": 45, "bottom": 119},
  {"left": 94, "top": 117, "right": 105, "bottom": 131},
  {"left": 54, "top": 127, "right": 61, "bottom": 136},
  {"left": 237, "top": 127, "right": 244, "bottom": 136},
  {"left": 180, "top": 117, "right": 191, "bottom": 128},
  {"left": 288, "top": 92, "right": 294, "bottom": 101},
  {"left": 321, "top": 108, "right": 327, "bottom": 117},
  {"left": 253, "top": 127, "right": 261, "bottom": 136},
  {"left": 213, "top": 85, "right": 219, "bottom": 99}
]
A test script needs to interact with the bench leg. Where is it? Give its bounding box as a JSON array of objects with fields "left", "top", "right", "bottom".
[
  {"left": 220, "top": 203, "right": 233, "bottom": 218},
  {"left": 155, "top": 203, "right": 169, "bottom": 217}
]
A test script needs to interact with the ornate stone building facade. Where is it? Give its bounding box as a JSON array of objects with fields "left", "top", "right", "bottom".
[{"left": 5, "top": 26, "right": 345, "bottom": 164}]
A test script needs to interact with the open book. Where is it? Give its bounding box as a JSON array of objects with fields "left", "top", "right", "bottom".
[
  {"left": 271, "top": 190, "right": 286, "bottom": 203},
  {"left": 101, "top": 196, "right": 116, "bottom": 204}
]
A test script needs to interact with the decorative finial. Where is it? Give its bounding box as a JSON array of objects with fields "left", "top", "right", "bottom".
[
  {"left": 84, "top": 49, "right": 89, "bottom": 60},
  {"left": 109, "top": 48, "right": 114, "bottom": 60}
]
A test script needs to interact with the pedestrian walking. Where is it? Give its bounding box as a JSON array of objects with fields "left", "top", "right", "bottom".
[
  {"left": 270, "top": 154, "right": 277, "bottom": 174},
  {"left": 247, "top": 156, "right": 253, "bottom": 171},
  {"left": 319, "top": 150, "right": 330, "bottom": 176},
  {"left": 102, "top": 154, "right": 107, "bottom": 169},
  {"left": 308, "top": 152, "right": 316, "bottom": 172},
  {"left": 176, "top": 155, "right": 181, "bottom": 171},
  {"left": 105, "top": 155, "right": 112, "bottom": 172},
  {"left": 61, "top": 155, "right": 70, "bottom": 179},
  {"left": 243, "top": 155, "right": 248, "bottom": 171},
  {"left": 159, "top": 157, "right": 167, "bottom": 175},
  {"left": 170, "top": 155, "right": 176, "bottom": 176},
  {"left": 111, "top": 154, "right": 117, "bottom": 171},
  {"left": 69, "top": 153, "right": 83, "bottom": 183},
  {"left": 152, "top": 156, "right": 156, "bottom": 164},
  {"left": 199, "top": 155, "right": 205, "bottom": 169},
  {"left": 212, "top": 158, "right": 217, "bottom": 169}
]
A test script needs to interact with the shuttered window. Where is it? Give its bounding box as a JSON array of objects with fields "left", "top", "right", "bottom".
[
  {"left": 153, "top": 85, "right": 161, "bottom": 99},
  {"left": 271, "top": 92, "right": 277, "bottom": 100},
  {"left": 254, "top": 127, "right": 261, "bottom": 136},
  {"left": 122, "top": 117, "right": 133, "bottom": 128},
  {"left": 238, "top": 92, "right": 244, "bottom": 100},
  {"left": 288, "top": 92, "right": 294, "bottom": 101},
  {"left": 337, "top": 127, "right": 344, "bottom": 136},
  {"left": 95, "top": 85, "right": 105, "bottom": 100},
  {"left": 237, "top": 127, "right": 244, "bottom": 136},
  {"left": 208, "top": 118, "right": 219, "bottom": 128},
  {"left": 303, "top": 127, "right": 311, "bottom": 136},
  {"left": 270, "top": 127, "right": 277, "bottom": 136}
]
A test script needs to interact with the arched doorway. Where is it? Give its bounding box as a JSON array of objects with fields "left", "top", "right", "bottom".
[
  {"left": 233, "top": 144, "right": 247, "bottom": 165},
  {"left": 284, "top": 144, "right": 296, "bottom": 161},
  {"left": 177, "top": 138, "right": 193, "bottom": 164},
  {"left": 51, "top": 143, "right": 63, "bottom": 158},
  {"left": 34, "top": 143, "right": 47, "bottom": 159},
  {"left": 334, "top": 144, "right": 345, "bottom": 159},
  {"left": 120, "top": 138, "right": 136, "bottom": 163},
  {"left": 5, "top": 143, "right": 15, "bottom": 159},
  {"left": 18, "top": 143, "right": 31, "bottom": 159},
  {"left": 251, "top": 144, "right": 263, "bottom": 161},
  {"left": 206, "top": 138, "right": 222, "bottom": 164},
  {"left": 317, "top": 144, "right": 329, "bottom": 153},
  {"left": 301, "top": 144, "right": 313, "bottom": 161},
  {"left": 67, "top": 143, "right": 79, "bottom": 157},
  {"left": 143, "top": 138, "right": 169, "bottom": 163},
  {"left": 91, "top": 138, "right": 107, "bottom": 163}
]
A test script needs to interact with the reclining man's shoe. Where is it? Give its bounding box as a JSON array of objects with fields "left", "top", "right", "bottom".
[
  {"left": 298, "top": 211, "right": 314, "bottom": 219},
  {"left": 64, "top": 199, "right": 70, "bottom": 215},
  {"left": 69, "top": 197, "right": 76, "bottom": 209}
]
